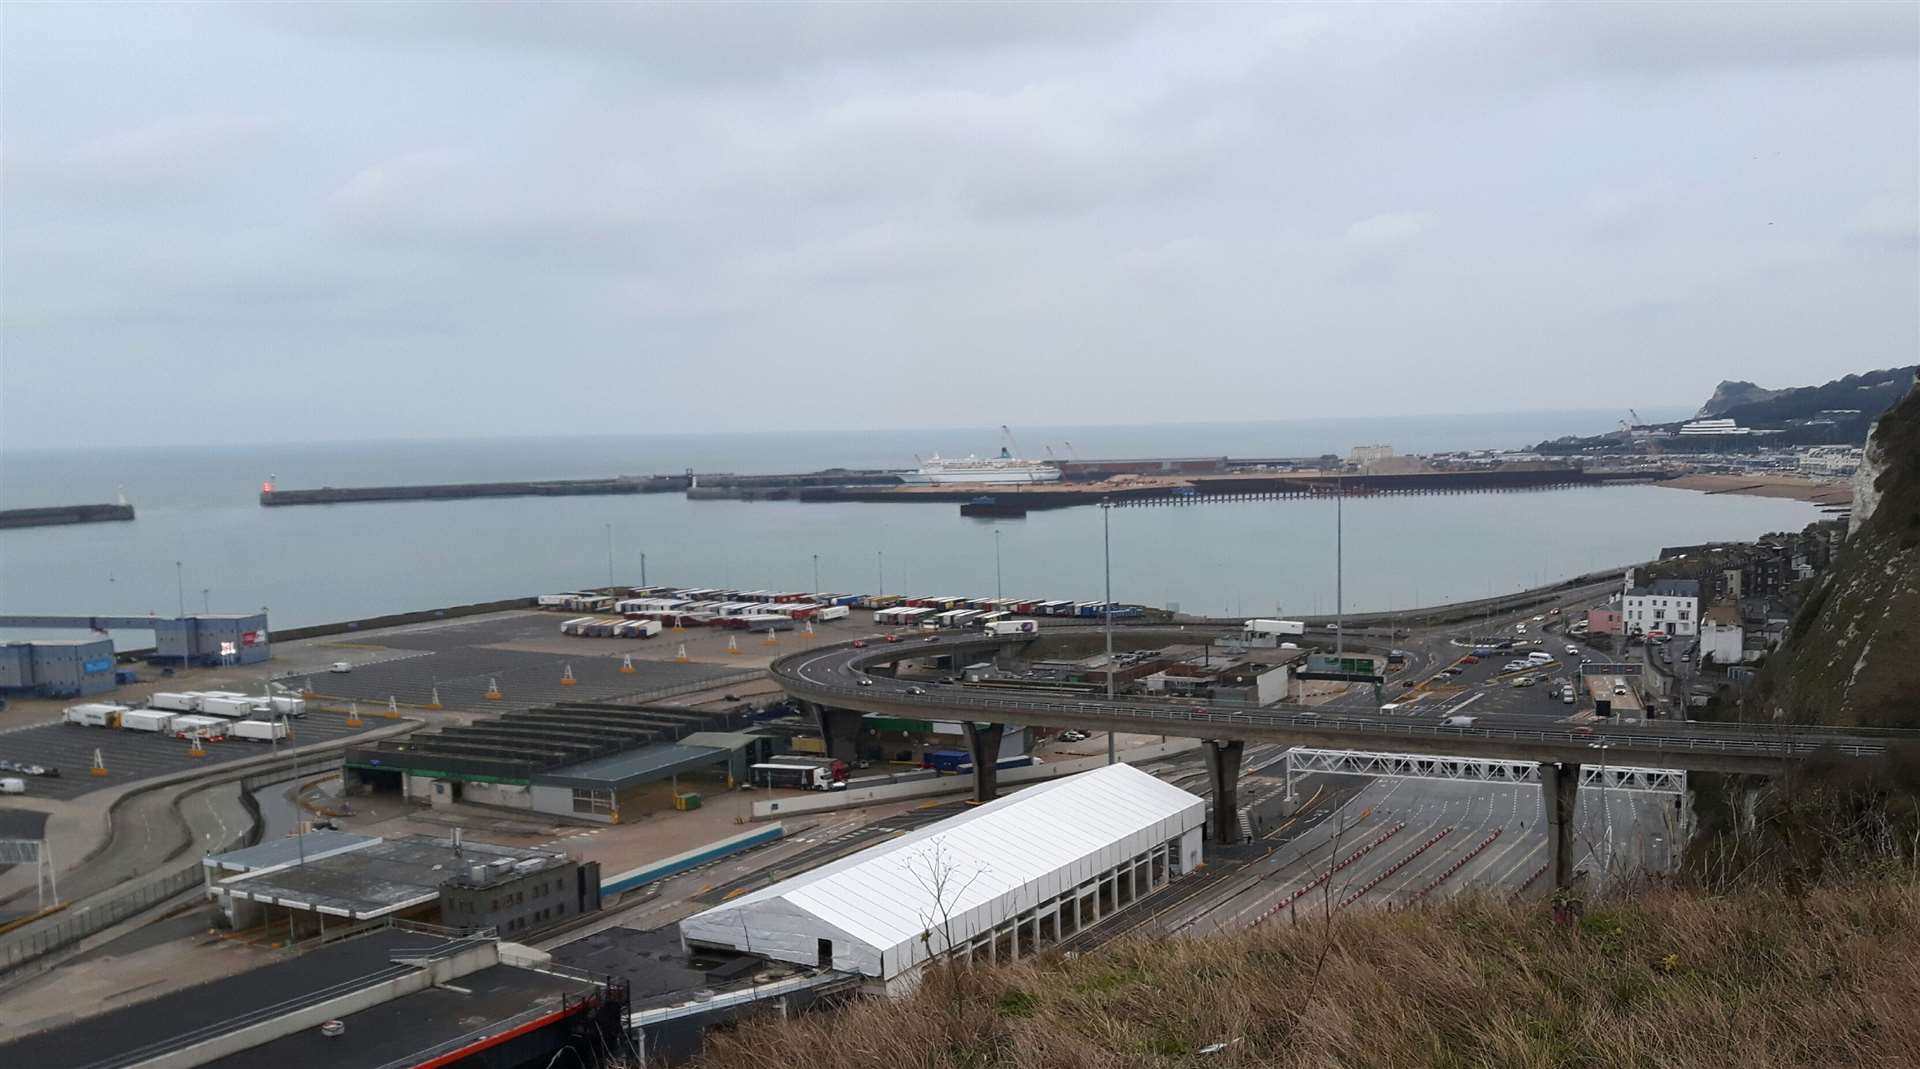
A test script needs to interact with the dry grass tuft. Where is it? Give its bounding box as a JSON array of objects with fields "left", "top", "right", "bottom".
[{"left": 699, "top": 879, "right": 1920, "bottom": 1069}]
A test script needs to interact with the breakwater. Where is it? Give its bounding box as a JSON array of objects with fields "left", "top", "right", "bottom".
[
  {"left": 802, "top": 467, "right": 1662, "bottom": 512},
  {"left": 260, "top": 474, "right": 690, "bottom": 506},
  {"left": 0, "top": 503, "right": 135, "bottom": 529}
]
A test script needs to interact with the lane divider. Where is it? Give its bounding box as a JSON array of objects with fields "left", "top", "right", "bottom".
[
  {"left": 1338, "top": 826, "right": 1454, "bottom": 909},
  {"left": 1252, "top": 822, "right": 1406, "bottom": 926},
  {"left": 1515, "top": 862, "right": 1549, "bottom": 895},
  {"left": 1399, "top": 828, "right": 1502, "bottom": 908}
]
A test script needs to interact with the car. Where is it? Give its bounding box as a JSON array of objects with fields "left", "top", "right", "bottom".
[
  {"left": 923, "top": 634, "right": 940, "bottom": 642},
  {"left": 884, "top": 633, "right": 900, "bottom": 643},
  {"left": 857, "top": 677, "right": 874, "bottom": 687},
  {"left": 1533, "top": 615, "right": 1546, "bottom": 622},
  {"left": 1549, "top": 608, "right": 1561, "bottom": 615},
  {"left": 1563, "top": 691, "right": 1576, "bottom": 704},
  {"left": 1191, "top": 706, "right": 1210, "bottom": 717},
  {"left": 1566, "top": 645, "right": 1580, "bottom": 655},
  {"left": 1680, "top": 651, "right": 1692, "bottom": 661},
  {"left": 905, "top": 686, "right": 927, "bottom": 695},
  {"left": 1573, "top": 725, "right": 1595, "bottom": 735},
  {"left": 1511, "top": 677, "right": 1535, "bottom": 688},
  {"left": 1461, "top": 656, "right": 1480, "bottom": 665},
  {"left": 328, "top": 661, "right": 353, "bottom": 673},
  {"left": 851, "top": 639, "right": 867, "bottom": 649},
  {"left": 1515, "top": 625, "right": 1527, "bottom": 634},
  {"left": 1613, "top": 684, "right": 1629, "bottom": 695}
]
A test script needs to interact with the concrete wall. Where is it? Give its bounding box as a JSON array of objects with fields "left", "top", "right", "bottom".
[{"left": 463, "top": 781, "right": 534, "bottom": 811}]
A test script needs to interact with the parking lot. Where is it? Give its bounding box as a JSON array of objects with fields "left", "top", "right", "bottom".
[
  {"left": 0, "top": 711, "right": 386, "bottom": 801},
  {"left": 287, "top": 612, "right": 760, "bottom": 712}
]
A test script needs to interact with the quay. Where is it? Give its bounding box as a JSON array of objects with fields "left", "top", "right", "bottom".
[
  {"left": 805, "top": 467, "right": 1662, "bottom": 513},
  {"left": 0, "top": 502, "right": 135, "bottom": 530},
  {"left": 259, "top": 474, "right": 690, "bottom": 506}
]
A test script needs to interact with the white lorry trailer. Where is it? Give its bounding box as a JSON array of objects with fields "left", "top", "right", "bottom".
[
  {"left": 230, "top": 720, "right": 290, "bottom": 743},
  {"left": 986, "top": 617, "right": 1040, "bottom": 636},
  {"left": 120, "top": 709, "right": 178, "bottom": 733},
  {"left": 148, "top": 692, "right": 201, "bottom": 713},
  {"left": 198, "top": 695, "right": 258, "bottom": 719},
  {"left": 170, "top": 715, "right": 228, "bottom": 740},
  {"left": 63, "top": 703, "right": 127, "bottom": 728}
]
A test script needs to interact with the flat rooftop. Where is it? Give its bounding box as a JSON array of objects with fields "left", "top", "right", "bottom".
[
  {"left": 0, "top": 927, "right": 466, "bottom": 1068},
  {"left": 217, "top": 834, "right": 568, "bottom": 919},
  {"left": 198, "top": 963, "right": 595, "bottom": 1069},
  {"left": 532, "top": 741, "right": 726, "bottom": 790},
  {"left": 203, "top": 829, "right": 376, "bottom": 873}
]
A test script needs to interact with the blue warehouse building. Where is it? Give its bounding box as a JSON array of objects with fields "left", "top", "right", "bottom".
[{"left": 0, "top": 637, "right": 118, "bottom": 698}]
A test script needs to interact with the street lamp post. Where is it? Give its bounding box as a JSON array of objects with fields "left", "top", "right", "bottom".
[
  {"left": 605, "top": 523, "right": 615, "bottom": 588},
  {"left": 640, "top": 551, "right": 648, "bottom": 588},
  {"left": 1102, "top": 500, "right": 1115, "bottom": 766},
  {"left": 877, "top": 550, "right": 884, "bottom": 595},
  {"left": 812, "top": 554, "right": 821, "bottom": 593},
  {"left": 993, "top": 529, "right": 1002, "bottom": 600},
  {"left": 1335, "top": 476, "right": 1344, "bottom": 659},
  {"left": 175, "top": 561, "right": 185, "bottom": 619}
]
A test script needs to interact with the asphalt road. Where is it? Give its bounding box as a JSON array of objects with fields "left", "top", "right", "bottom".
[{"left": 775, "top": 627, "right": 1897, "bottom": 771}]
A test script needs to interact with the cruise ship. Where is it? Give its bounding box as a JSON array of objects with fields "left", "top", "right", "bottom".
[{"left": 901, "top": 447, "right": 1063, "bottom": 486}]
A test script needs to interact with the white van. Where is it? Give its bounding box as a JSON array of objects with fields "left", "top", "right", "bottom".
[{"left": 0, "top": 778, "right": 25, "bottom": 795}]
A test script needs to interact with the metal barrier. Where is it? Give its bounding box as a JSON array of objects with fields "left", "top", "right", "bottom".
[{"left": 0, "top": 862, "right": 203, "bottom": 973}]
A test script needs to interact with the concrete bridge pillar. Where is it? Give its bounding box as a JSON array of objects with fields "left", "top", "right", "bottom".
[
  {"left": 1204, "top": 739, "right": 1245, "bottom": 845},
  {"left": 963, "top": 722, "right": 1006, "bottom": 803},
  {"left": 1541, "top": 761, "right": 1582, "bottom": 890},
  {"left": 804, "top": 700, "right": 863, "bottom": 764}
]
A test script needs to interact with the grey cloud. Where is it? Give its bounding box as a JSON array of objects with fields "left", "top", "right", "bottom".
[{"left": 2, "top": 2, "right": 1915, "bottom": 448}]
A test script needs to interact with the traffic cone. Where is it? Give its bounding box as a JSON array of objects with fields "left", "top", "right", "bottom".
[
  {"left": 425, "top": 687, "right": 443, "bottom": 710},
  {"left": 485, "top": 678, "right": 503, "bottom": 700},
  {"left": 674, "top": 643, "right": 690, "bottom": 664},
  {"left": 726, "top": 635, "right": 740, "bottom": 655},
  {"left": 90, "top": 747, "right": 109, "bottom": 776},
  {"left": 560, "top": 664, "right": 578, "bottom": 686},
  {"left": 763, "top": 628, "right": 779, "bottom": 646},
  {"left": 384, "top": 696, "right": 401, "bottom": 719},
  {"left": 346, "top": 702, "right": 364, "bottom": 727},
  {"left": 187, "top": 735, "right": 206, "bottom": 759},
  {"left": 619, "top": 654, "right": 636, "bottom": 674}
]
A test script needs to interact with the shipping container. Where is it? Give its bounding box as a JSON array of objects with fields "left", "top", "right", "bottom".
[
  {"left": 120, "top": 709, "right": 177, "bottom": 733},
  {"left": 64, "top": 703, "right": 127, "bottom": 728},
  {"left": 261, "top": 695, "right": 306, "bottom": 717},
  {"left": 816, "top": 605, "right": 851, "bottom": 622},
  {"left": 198, "top": 696, "right": 258, "bottom": 719},
  {"left": 170, "top": 715, "right": 228, "bottom": 740},
  {"left": 923, "top": 749, "right": 971, "bottom": 773},
  {"left": 230, "top": 719, "right": 290, "bottom": 743}
]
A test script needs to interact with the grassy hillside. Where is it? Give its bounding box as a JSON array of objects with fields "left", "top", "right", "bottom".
[{"left": 702, "top": 880, "right": 1920, "bottom": 1069}]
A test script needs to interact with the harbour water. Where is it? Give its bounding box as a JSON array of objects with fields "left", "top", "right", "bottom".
[{"left": 0, "top": 410, "right": 1823, "bottom": 633}]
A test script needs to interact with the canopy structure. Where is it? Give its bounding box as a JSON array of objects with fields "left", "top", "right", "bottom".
[{"left": 680, "top": 763, "right": 1204, "bottom": 983}]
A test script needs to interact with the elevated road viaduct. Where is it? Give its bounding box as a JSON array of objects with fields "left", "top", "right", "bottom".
[{"left": 772, "top": 632, "right": 1895, "bottom": 890}]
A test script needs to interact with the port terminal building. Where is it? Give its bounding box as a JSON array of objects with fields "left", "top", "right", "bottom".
[
  {"left": 0, "top": 611, "right": 270, "bottom": 697},
  {"left": 679, "top": 763, "right": 1205, "bottom": 993}
]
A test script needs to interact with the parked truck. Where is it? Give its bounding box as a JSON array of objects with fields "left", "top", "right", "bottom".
[
  {"left": 120, "top": 709, "right": 177, "bottom": 733},
  {"left": 986, "top": 617, "right": 1040, "bottom": 636},
  {"left": 64, "top": 703, "right": 127, "bottom": 728},
  {"left": 230, "top": 719, "right": 290, "bottom": 743},
  {"left": 750, "top": 758, "right": 850, "bottom": 790},
  {"left": 258, "top": 695, "right": 306, "bottom": 718},
  {"left": 1244, "top": 619, "right": 1307, "bottom": 642},
  {"left": 169, "top": 714, "right": 228, "bottom": 740},
  {"left": 198, "top": 695, "right": 258, "bottom": 719},
  {"left": 148, "top": 691, "right": 201, "bottom": 713},
  {"left": 923, "top": 749, "right": 972, "bottom": 773}
]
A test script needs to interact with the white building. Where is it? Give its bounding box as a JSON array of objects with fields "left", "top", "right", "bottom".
[
  {"left": 679, "top": 763, "right": 1205, "bottom": 993},
  {"left": 1622, "top": 578, "right": 1700, "bottom": 637},
  {"left": 1699, "top": 616, "right": 1744, "bottom": 665}
]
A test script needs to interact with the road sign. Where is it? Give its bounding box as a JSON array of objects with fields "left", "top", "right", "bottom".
[{"left": 1581, "top": 661, "right": 1641, "bottom": 676}]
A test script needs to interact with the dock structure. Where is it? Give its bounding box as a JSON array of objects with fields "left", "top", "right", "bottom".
[
  {"left": 259, "top": 474, "right": 690, "bottom": 506},
  {"left": 0, "top": 503, "right": 135, "bottom": 530}
]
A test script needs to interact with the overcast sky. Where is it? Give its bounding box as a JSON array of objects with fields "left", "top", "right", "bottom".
[{"left": 2, "top": 2, "right": 1915, "bottom": 449}]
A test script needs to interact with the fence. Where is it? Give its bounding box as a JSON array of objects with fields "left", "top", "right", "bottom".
[{"left": 0, "top": 861, "right": 203, "bottom": 973}]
